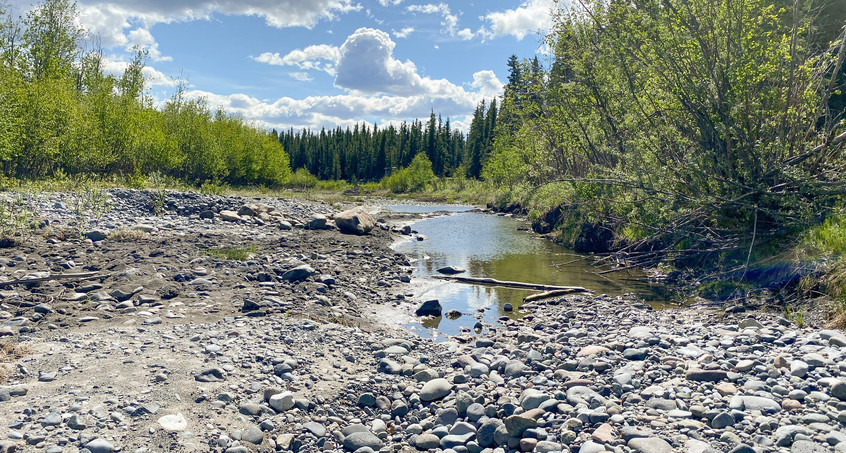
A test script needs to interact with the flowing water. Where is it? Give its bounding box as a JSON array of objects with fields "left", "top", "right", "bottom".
[{"left": 388, "top": 205, "right": 676, "bottom": 339}]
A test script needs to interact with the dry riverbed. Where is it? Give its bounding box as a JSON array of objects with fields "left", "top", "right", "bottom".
[{"left": 0, "top": 189, "right": 845, "bottom": 453}]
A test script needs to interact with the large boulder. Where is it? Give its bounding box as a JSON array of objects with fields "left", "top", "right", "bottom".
[{"left": 334, "top": 208, "right": 376, "bottom": 235}]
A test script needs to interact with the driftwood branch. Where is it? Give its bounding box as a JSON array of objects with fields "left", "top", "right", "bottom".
[
  {"left": 433, "top": 275, "right": 590, "bottom": 293},
  {"left": 523, "top": 289, "right": 585, "bottom": 302},
  {"left": 0, "top": 271, "right": 107, "bottom": 287}
]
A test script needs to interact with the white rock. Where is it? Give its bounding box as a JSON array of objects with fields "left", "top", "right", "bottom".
[{"left": 158, "top": 413, "right": 188, "bottom": 432}]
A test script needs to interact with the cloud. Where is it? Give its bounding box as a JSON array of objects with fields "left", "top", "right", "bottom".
[
  {"left": 334, "top": 28, "right": 423, "bottom": 95},
  {"left": 393, "top": 27, "right": 414, "bottom": 38},
  {"left": 76, "top": 0, "right": 362, "bottom": 29},
  {"left": 183, "top": 67, "right": 502, "bottom": 131},
  {"left": 56, "top": 0, "right": 364, "bottom": 55},
  {"left": 406, "top": 3, "right": 459, "bottom": 37},
  {"left": 484, "top": 0, "right": 556, "bottom": 40},
  {"left": 378, "top": 0, "right": 403, "bottom": 5},
  {"left": 289, "top": 72, "right": 313, "bottom": 82},
  {"left": 253, "top": 44, "right": 340, "bottom": 74},
  {"left": 126, "top": 28, "right": 172, "bottom": 62},
  {"left": 470, "top": 70, "right": 504, "bottom": 98}
]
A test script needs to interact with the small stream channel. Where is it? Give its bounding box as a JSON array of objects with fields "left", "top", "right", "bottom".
[{"left": 388, "top": 205, "right": 676, "bottom": 339}]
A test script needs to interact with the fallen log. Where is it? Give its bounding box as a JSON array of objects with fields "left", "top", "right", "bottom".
[
  {"left": 433, "top": 275, "right": 590, "bottom": 293},
  {"left": 0, "top": 271, "right": 107, "bottom": 287},
  {"left": 523, "top": 289, "right": 585, "bottom": 302}
]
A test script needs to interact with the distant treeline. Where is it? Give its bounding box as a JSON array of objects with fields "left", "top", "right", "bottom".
[
  {"left": 0, "top": 0, "right": 290, "bottom": 187},
  {"left": 278, "top": 101, "right": 499, "bottom": 182}
]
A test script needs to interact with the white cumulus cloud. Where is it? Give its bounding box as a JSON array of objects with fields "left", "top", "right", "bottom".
[
  {"left": 485, "top": 0, "right": 557, "bottom": 40},
  {"left": 334, "top": 27, "right": 423, "bottom": 95},
  {"left": 253, "top": 44, "right": 340, "bottom": 75}
]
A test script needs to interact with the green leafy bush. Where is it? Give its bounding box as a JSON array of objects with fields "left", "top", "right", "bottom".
[{"left": 382, "top": 153, "right": 436, "bottom": 193}]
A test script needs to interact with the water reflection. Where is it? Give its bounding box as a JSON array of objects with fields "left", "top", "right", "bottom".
[{"left": 391, "top": 208, "right": 672, "bottom": 339}]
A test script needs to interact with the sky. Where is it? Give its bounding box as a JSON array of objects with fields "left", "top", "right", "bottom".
[{"left": 9, "top": 0, "right": 560, "bottom": 132}]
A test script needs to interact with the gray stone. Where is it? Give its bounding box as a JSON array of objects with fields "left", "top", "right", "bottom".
[
  {"left": 831, "top": 381, "right": 846, "bottom": 400},
  {"left": 415, "top": 433, "right": 441, "bottom": 450},
  {"left": 536, "top": 441, "right": 565, "bottom": 453},
  {"left": 305, "top": 214, "right": 328, "bottom": 229},
  {"left": 242, "top": 425, "right": 264, "bottom": 444},
  {"left": 504, "top": 414, "right": 537, "bottom": 437},
  {"left": 791, "top": 440, "right": 830, "bottom": 453},
  {"left": 357, "top": 392, "right": 377, "bottom": 407},
  {"left": 377, "top": 358, "right": 403, "bottom": 374},
  {"left": 477, "top": 419, "right": 504, "bottom": 447},
  {"left": 282, "top": 265, "right": 315, "bottom": 281},
  {"left": 441, "top": 432, "right": 475, "bottom": 448},
  {"left": 269, "top": 391, "right": 295, "bottom": 412},
  {"left": 84, "top": 438, "right": 115, "bottom": 453},
  {"left": 791, "top": 360, "right": 809, "bottom": 378},
  {"left": 578, "top": 440, "right": 608, "bottom": 453},
  {"left": 504, "top": 361, "right": 529, "bottom": 377},
  {"left": 567, "top": 386, "right": 605, "bottom": 406},
  {"left": 729, "top": 444, "right": 756, "bottom": 453},
  {"left": 711, "top": 412, "right": 735, "bottom": 429},
  {"left": 685, "top": 369, "right": 728, "bottom": 382},
  {"left": 420, "top": 378, "right": 453, "bottom": 401},
  {"left": 342, "top": 431, "right": 384, "bottom": 451},
  {"left": 622, "top": 348, "right": 648, "bottom": 360},
  {"left": 520, "top": 389, "right": 549, "bottom": 410},
  {"left": 40, "top": 412, "right": 61, "bottom": 426},
  {"left": 628, "top": 437, "right": 674, "bottom": 453},
  {"left": 85, "top": 230, "right": 108, "bottom": 241},
  {"left": 303, "top": 421, "right": 326, "bottom": 438},
  {"left": 730, "top": 395, "right": 781, "bottom": 413}
]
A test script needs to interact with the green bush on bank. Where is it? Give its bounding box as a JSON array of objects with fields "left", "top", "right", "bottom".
[{"left": 382, "top": 153, "right": 436, "bottom": 193}]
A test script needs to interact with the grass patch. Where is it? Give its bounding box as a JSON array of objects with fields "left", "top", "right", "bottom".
[
  {"left": 108, "top": 227, "right": 150, "bottom": 242},
  {"left": 205, "top": 245, "right": 257, "bottom": 261}
]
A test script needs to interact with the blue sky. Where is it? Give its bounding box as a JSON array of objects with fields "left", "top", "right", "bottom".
[{"left": 11, "top": 0, "right": 559, "bottom": 131}]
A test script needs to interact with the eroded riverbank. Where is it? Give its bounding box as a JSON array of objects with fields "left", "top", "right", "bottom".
[{"left": 0, "top": 190, "right": 844, "bottom": 453}]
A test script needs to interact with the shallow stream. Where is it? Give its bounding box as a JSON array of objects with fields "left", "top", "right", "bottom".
[{"left": 388, "top": 205, "right": 675, "bottom": 339}]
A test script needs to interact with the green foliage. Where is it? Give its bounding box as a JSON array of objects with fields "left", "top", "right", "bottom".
[
  {"left": 382, "top": 153, "right": 436, "bottom": 193},
  {"left": 287, "top": 167, "right": 319, "bottom": 190},
  {"left": 484, "top": 0, "right": 846, "bottom": 270},
  {"left": 206, "top": 245, "right": 257, "bottom": 261},
  {"left": 803, "top": 213, "right": 846, "bottom": 257},
  {"left": 0, "top": 0, "right": 291, "bottom": 189}
]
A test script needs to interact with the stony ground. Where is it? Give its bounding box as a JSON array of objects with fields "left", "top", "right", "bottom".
[{"left": 1, "top": 189, "right": 845, "bottom": 453}]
